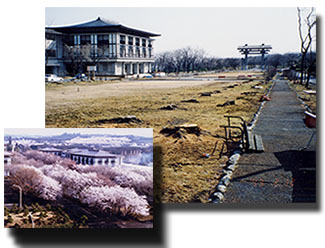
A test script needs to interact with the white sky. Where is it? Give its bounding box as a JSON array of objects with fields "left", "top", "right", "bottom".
[
  {"left": 45, "top": 7, "right": 316, "bottom": 57},
  {"left": 4, "top": 128, "right": 153, "bottom": 137}
]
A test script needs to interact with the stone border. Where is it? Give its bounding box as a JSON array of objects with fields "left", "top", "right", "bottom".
[
  {"left": 208, "top": 150, "right": 241, "bottom": 203},
  {"left": 247, "top": 80, "right": 276, "bottom": 130},
  {"left": 209, "top": 80, "right": 276, "bottom": 203}
]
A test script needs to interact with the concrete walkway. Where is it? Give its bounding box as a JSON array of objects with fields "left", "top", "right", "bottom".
[{"left": 223, "top": 80, "right": 316, "bottom": 203}]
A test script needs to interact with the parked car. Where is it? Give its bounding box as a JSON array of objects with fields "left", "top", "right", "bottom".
[
  {"left": 45, "top": 74, "right": 64, "bottom": 83},
  {"left": 75, "top": 73, "right": 88, "bottom": 80},
  {"left": 138, "top": 73, "right": 153, "bottom": 79},
  {"left": 66, "top": 73, "right": 88, "bottom": 82},
  {"left": 153, "top": 72, "right": 166, "bottom": 77}
]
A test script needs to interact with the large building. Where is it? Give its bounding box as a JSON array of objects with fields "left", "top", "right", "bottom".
[
  {"left": 40, "top": 147, "right": 122, "bottom": 166},
  {"left": 65, "top": 149, "right": 122, "bottom": 166},
  {"left": 45, "top": 17, "right": 160, "bottom": 76}
]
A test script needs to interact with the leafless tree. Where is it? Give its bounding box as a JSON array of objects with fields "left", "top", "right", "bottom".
[
  {"left": 64, "top": 44, "right": 107, "bottom": 76},
  {"left": 297, "top": 7, "right": 316, "bottom": 87},
  {"left": 155, "top": 47, "right": 218, "bottom": 73}
]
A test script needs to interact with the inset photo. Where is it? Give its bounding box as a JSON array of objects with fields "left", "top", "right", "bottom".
[{"left": 4, "top": 128, "right": 153, "bottom": 228}]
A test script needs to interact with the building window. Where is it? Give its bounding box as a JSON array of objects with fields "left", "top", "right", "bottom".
[
  {"left": 91, "top": 34, "right": 97, "bottom": 45},
  {"left": 149, "top": 48, "right": 152, "bottom": 58},
  {"left": 128, "top": 36, "right": 133, "bottom": 45},
  {"left": 142, "top": 48, "right": 146, "bottom": 58},
  {"left": 120, "top": 35, "right": 126, "bottom": 44},
  {"left": 98, "top": 35, "right": 109, "bottom": 56},
  {"left": 120, "top": 45, "right": 126, "bottom": 57},
  {"left": 80, "top": 35, "right": 91, "bottom": 45},
  {"left": 74, "top": 35, "right": 81, "bottom": 56},
  {"left": 128, "top": 46, "right": 133, "bottom": 57},
  {"left": 98, "top": 159, "right": 102, "bottom": 165},
  {"left": 90, "top": 34, "right": 98, "bottom": 56},
  {"left": 98, "top": 34, "right": 108, "bottom": 44},
  {"left": 100, "top": 63, "right": 108, "bottom": 72},
  {"left": 135, "top": 38, "right": 140, "bottom": 46},
  {"left": 111, "top": 159, "right": 116, "bottom": 166},
  {"left": 109, "top": 34, "right": 117, "bottom": 57},
  {"left": 65, "top": 36, "right": 74, "bottom": 46},
  {"left": 142, "top": 39, "right": 146, "bottom": 47},
  {"left": 74, "top": 35, "right": 80, "bottom": 45},
  {"left": 136, "top": 47, "right": 140, "bottom": 57}
]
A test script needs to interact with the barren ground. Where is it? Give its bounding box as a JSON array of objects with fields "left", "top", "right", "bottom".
[{"left": 46, "top": 71, "right": 270, "bottom": 203}]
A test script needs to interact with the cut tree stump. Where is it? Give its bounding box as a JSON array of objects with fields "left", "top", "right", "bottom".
[
  {"left": 181, "top": 99, "right": 200, "bottom": 103},
  {"left": 95, "top": 115, "right": 142, "bottom": 124},
  {"left": 217, "top": 100, "right": 235, "bottom": 107},
  {"left": 160, "top": 124, "right": 201, "bottom": 138}
]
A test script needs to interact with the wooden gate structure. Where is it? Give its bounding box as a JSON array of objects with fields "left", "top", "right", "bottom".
[{"left": 237, "top": 43, "right": 272, "bottom": 70}]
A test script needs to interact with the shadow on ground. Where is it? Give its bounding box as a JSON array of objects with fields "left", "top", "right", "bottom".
[{"left": 275, "top": 150, "right": 316, "bottom": 203}]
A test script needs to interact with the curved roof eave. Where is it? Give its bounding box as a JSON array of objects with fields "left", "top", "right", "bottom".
[{"left": 47, "top": 17, "right": 161, "bottom": 37}]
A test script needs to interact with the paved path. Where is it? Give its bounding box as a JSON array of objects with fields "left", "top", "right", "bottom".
[{"left": 224, "top": 80, "right": 316, "bottom": 203}]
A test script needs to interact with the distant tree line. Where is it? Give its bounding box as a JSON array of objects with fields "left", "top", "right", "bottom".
[{"left": 154, "top": 47, "right": 316, "bottom": 77}]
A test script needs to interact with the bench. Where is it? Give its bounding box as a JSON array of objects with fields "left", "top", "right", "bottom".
[{"left": 220, "top": 115, "right": 264, "bottom": 153}]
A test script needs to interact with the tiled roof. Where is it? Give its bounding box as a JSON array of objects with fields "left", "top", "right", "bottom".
[
  {"left": 57, "top": 17, "right": 119, "bottom": 28},
  {"left": 69, "top": 149, "right": 120, "bottom": 158},
  {"left": 47, "top": 17, "right": 160, "bottom": 37}
]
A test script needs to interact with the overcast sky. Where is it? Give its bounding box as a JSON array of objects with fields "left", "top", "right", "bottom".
[
  {"left": 45, "top": 7, "right": 316, "bottom": 58},
  {"left": 4, "top": 128, "right": 153, "bottom": 137}
]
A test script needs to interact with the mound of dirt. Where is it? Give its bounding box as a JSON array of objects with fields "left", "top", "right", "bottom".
[
  {"left": 241, "top": 91, "right": 257, "bottom": 96},
  {"left": 199, "top": 92, "right": 212, "bottom": 97},
  {"left": 160, "top": 104, "right": 187, "bottom": 110},
  {"left": 95, "top": 115, "right": 142, "bottom": 124},
  {"left": 160, "top": 104, "right": 179, "bottom": 110},
  {"left": 181, "top": 99, "right": 200, "bottom": 103},
  {"left": 217, "top": 100, "right": 235, "bottom": 107},
  {"left": 160, "top": 124, "right": 201, "bottom": 139}
]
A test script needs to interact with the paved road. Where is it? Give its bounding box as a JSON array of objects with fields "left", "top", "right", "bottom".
[{"left": 223, "top": 80, "right": 316, "bottom": 203}]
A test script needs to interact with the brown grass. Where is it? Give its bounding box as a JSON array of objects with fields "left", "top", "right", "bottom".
[
  {"left": 46, "top": 73, "right": 271, "bottom": 203},
  {"left": 288, "top": 82, "right": 316, "bottom": 113}
]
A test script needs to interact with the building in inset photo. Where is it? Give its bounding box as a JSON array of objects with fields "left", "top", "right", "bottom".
[{"left": 4, "top": 128, "right": 153, "bottom": 228}]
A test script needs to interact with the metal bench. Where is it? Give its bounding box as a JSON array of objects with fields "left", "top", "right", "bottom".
[{"left": 220, "top": 115, "right": 264, "bottom": 153}]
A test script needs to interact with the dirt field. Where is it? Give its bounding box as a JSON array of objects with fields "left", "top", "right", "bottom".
[
  {"left": 46, "top": 72, "right": 271, "bottom": 203},
  {"left": 46, "top": 80, "right": 225, "bottom": 103}
]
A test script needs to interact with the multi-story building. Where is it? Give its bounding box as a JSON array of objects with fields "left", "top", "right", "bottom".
[
  {"left": 39, "top": 147, "right": 122, "bottom": 166},
  {"left": 45, "top": 17, "right": 160, "bottom": 76},
  {"left": 64, "top": 149, "right": 122, "bottom": 166}
]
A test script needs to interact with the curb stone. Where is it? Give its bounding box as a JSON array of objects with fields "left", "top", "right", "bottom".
[
  {"left": 247, "top": 80, "right": 276, "bottom": 130},
  {"left": 209, "top": 80, "right": 276, "bottom": 203},
  {"left": 208, "top": 149, "right": 241, "bottom": 202}
]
